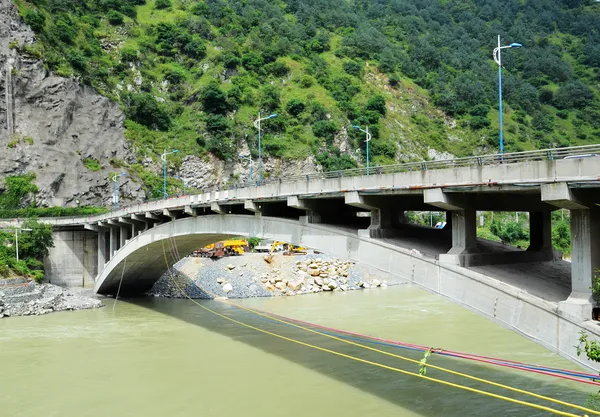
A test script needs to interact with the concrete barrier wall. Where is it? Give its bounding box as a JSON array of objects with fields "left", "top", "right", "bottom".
[
  {"left": 94, "top": 214, "right": 600, "bottom": 371},
  {"left": 45, "top": 230, "right": 97, "bottom": 288}
]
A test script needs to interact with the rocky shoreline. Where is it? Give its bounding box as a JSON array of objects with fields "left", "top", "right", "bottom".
[
  {"left": 0, "top": 281, "right": 104, "bottom": 318},
  {"left": 148, "top": 253, "right": 404, "bottom": 299}
]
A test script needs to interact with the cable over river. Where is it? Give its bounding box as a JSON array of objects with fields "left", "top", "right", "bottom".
[{"left": 1, "top": 285, "right": 595, "bottom": 417}]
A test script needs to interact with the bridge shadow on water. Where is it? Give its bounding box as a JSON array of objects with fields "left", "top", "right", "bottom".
[{"left": 127, "top": 296, "right": 592, "bottom": 417}]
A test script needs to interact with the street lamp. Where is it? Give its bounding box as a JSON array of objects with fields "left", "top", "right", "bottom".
[
  {"left": 239, "top": 154, "right": 254, "bottom": 187},
  {"left": 174, "top": 175, "right": 188, "bottom": 195},
  {"left": 112, "top": 172, "right": 126, "bottom": 210},
  {"left": 352, "top": 125, "right": 372, "bottom": 175},
  {"left": 493, "top": 36, "right": 522, "bottom": 156},
  {"left": 14, "top": 227, "right": 32, "bottom": 262},
  {"left": 254, "top": 113, "right": 277, "bottom": 185},
  {"left": 161, "top": 149, "right": 179, "bottom": 200}
]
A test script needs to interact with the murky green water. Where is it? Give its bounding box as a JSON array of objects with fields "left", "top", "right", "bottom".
[{"left": 0, "top": 285, "right": 594, "bottom": 417}]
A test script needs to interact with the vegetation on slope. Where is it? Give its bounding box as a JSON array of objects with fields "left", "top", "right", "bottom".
[{"left": 10, "top": 0, "right": 600, "bottom": 193}]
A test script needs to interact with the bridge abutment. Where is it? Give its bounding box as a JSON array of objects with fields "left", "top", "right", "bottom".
[{"left": 44, "top": 230, "right": 98, "bottom": 287}]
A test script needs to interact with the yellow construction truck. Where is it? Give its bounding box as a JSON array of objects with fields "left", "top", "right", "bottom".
[
  {"left": 264, "top": 240, "right": 307, "bottom": 263},
  {"left": 192, "top": 240, "right": 248, "bottom": 258}
]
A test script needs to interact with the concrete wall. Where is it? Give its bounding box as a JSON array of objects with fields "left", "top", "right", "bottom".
[
  {"left": 44, "top": 230, "right": 98, "bottom": 288},
  {"left": 95, "top": 214, "right": 600, "bottom": 371}
]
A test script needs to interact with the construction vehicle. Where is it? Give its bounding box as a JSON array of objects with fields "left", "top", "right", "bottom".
[
  {"left": 264, "top": 240, "right": 307, "bottom": 263},
  {"left": 192, "top": 239, "right": 248, "bottom": 258}
]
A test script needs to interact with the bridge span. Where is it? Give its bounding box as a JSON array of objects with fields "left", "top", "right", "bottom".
[{"left": 1, "top": 145, "right": 599, "bottom": 369}]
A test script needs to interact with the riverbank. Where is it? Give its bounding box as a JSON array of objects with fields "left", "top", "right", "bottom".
[
  {"left": 0, "top": 280, "right": 104, "bottom": 318},
  {"left": 148, "top": 252, "right": 405, "bottom": 299}
]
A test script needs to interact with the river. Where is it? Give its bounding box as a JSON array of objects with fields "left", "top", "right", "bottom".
[{"left": 0, "top": 285, "right": 595, "bottom": 417}]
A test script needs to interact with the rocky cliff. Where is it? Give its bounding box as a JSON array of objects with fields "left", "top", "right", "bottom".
[{"left": 0, "top": 0, "right": 142, "bottom": 207}]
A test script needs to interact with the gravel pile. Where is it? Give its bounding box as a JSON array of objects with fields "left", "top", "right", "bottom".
[
  {"left": 0, "top": 282, "right": 104, "bottom": 318},
  {"left": 148, "top": 252, "right": 405, "bottom": 299}
]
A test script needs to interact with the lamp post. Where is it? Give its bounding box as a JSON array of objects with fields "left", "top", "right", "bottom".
[
  {"left": 254, "top": 113, "right": 277, "bottom": 186},
  {"left": 352, "top": 125, "right": 372, "bottom": 175},
  {"left": 493, "top": 36, "right": 522, "bottom": 156},
  {"left": 161, "top": 149, "right": 179, "bottom": 200},
  {"left": 112, "top": 172, "right": 126, "bottom": 210},
  {"left": 14, "top": 227, "right": 32, "bottom": 262},
  {"left": 239, "top": 154, "right": 254, "bottom": 187},
  {"left": 174, "top": 176, "right": 188, "bottom": 195}
]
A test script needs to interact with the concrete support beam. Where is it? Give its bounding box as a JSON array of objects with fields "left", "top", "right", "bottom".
[
  {"left": 145, "top": 212, "right": 162, "bottom": 221},
  {"left": 184, "top": 205, "right": 197, "bottom": 216},
  {"left": 558, "top": 209, "right": 600, "bottom": 321},
  {"left": 163, "top": 208, "right": 179, "bottom": 219},
  {"left": 97, "top": 227, "right": 107, "bottom": 273},
  {"left": 344, "top": 191, "right": 374, "bottom": 210},
  {"left": 120, "top": 226, "right": 128, "bottom": 247},
  {"left": 528, "top": 211, "right": 553, "bottom": 252},
  {"left": 244, "top": 200, "right": 261, "bottom": 214},
  {"left": 211, "top": 202, "right": 226, "bottom": 214},
  {"left": 109, "top": 227, "right": 118, "bottom": 258},
  {"left": 84, "top": 223, "right": 99, "bottom": 232},
  {"left": 440, "top": 209, "right": 477, "bottom": 265},
  {"left": 424, "top": 188, "right": 466, "bottom": 211},
  {"left": 541, "top": 183, "right": 588, "bottom": 210},
  {"left": 287, "top": 196, "right": 321, "bottom": 224}
]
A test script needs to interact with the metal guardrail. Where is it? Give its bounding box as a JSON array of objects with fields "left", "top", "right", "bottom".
[{"left": 0, "top": 143, "right": 598, "bottom": 224}]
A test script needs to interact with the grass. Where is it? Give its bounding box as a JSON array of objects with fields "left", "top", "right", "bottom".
[{"left": 83, "top": 158, "right": 102, "bottom": 171}]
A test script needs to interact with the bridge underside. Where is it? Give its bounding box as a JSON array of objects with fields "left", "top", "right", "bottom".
[{"left": 98, "top": 233, "right": 233, "bottom": 296}]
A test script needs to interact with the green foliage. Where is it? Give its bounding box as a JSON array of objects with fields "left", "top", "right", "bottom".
[
  {"left": 248, "top": 237, "right": 261, "bottom": 250},
  {"left": 0, "top": 219, "right": 53, "bottom": 281},
  {"left": 312, "top": 120, "right": 338, "bottom": 145},
  {"left": 286, "top": 99, "right": 306, "bottom": 117},
  {"left": 0, "top": 206, "right": 107, "bottom": 218},
  {"left": 155, "top": 0, "right": 171, "bottom": 9},
  {"left": 126, "top": 93, "right": 171, "bottom": 131},
  {"left": 15, "top": 0, "right": 600, "bottom": 191},
  {"left": 200, "top": 82, "right": 230, "bottom": 114},
  {"left": 0, "top": 173, "right": 38, "bottom": 209},
  {"left": 106, "top": 10, "right": 124, "bottom": 25},
  {"left": 83, "top": 158, "right": 101, "bottom": 171},
  {"left": 366, "top": 95, "right": 386, "bottom": 116},
  {"left": 490, "top": 220, "right": 529, "bottom": 245},
  {"left": 552, "top": 217, "right": 571, "bottom": 256},
  {"left": 316, "top": 147, "right": 357, "bottom": 171}
]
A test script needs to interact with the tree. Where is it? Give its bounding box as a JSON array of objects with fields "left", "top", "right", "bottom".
[
  {"left": 313, "top": 120, "right": 338, "bottom": 145},
  {"left": 200, "top": 82, "right": 230, "bottom": 114},
  {"left": 106, "top": 10, "right": 124, "bottom": 25},
  {"left": 155, "top": 0, "right": 171, "bottom": 9},
  {"left": 126, "top": 93, "right": 171, "bottom": 131},
  {"left": 366, "top": 95, "right": 386, "bottom": 115},
  {"left": 260, "top": 85, "right": 281, "bottom": 112},
  {"left": 554, "top": 81, "right": 594, "bottom": 109},
  {"left": 286, "top": 99, "right": 305, "bottom": 117},
  {"left": 343, "top": 60, "right": 362, "bottom": 77},
  {"left": 18, "top": 219, "right": 54, "bottom": 260}
]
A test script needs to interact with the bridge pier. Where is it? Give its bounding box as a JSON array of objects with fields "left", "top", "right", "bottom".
[
  {"left": 109, "top": 227, "right": 118, "bottom": 258},
  {"left": 97, "top": 227, "right": 108, "bottom": 271},
  {"left": 344, "top": 191, "right": 405, "bottom": 238}
]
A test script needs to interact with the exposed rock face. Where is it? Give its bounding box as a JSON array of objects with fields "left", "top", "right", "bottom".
[{"left": 0, "top": 0, "right": 143, "bottom": 207}]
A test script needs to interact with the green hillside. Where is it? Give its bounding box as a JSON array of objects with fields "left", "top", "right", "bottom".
[{"left": 12, "top": 0, "right": 600, "bottom": 194}]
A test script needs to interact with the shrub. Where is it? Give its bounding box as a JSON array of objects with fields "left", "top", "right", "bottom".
[
  {"left": 298, "top": 75, "right": 314, "bottom": 88},
  {"left": 106, "top": 10, "right": 124, "bottom": 25},
  {"left": 343, "top": 60, "right": 362, "bottom": 77},
  {"left": 366, "top": 95, "right": 386, "bottom": 115},
  {"left": 83, "top": 158, "right": 101, "bottom": 171},
  {"left": 312, "top": 120, "right": 338, "bottom": 145},
  {"left": 23, "top": 10, "right": 46, "bottom": 32},
  {"left": 155, "top": 0, "right": 171, "bottom": 9},
  {"left": 286, "top": 99, "right": 305, "bottom": 117},
  {"left": 199, "top": 82, "right": 230, "bottom": 114},
  {"left": 469, "top": 116, "right": 491, "bottom": 130},
  {"left": 126, "top": 93, "right": 171, "bottom": 131}
]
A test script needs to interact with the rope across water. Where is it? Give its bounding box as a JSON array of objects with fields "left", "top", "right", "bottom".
[{"left": 160, "top": 238, "right": 597, "bottom": 417}]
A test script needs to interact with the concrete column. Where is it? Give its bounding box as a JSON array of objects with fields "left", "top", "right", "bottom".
[
  {"left": 97, "top": 227, "right": 107, "bottom": 272},
  {"left": 559, "top": 209, "right": 600, "bottom": 320},
  {"left": 109, "top": 227, "right": 118, "bottom": 258},
  {"left": 570, "top": 209, "right": 600, "bottom": 297},
  {"left": 120, "top": 226, "right": 128, "bottom": 247},
  {"left": 528, "top": 211, "right": 553, "bottom": 252},
  {"left": 448, "top": 209, "right": 477, "bottom": 255}
]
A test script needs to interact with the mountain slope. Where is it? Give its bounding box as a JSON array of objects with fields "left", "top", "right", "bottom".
[{"left": 4, "top": 0, "right": 600, "bottom": 203}]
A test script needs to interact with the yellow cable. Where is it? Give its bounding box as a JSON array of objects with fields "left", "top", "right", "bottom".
[{"left": 159, "top": 242, "right": 586, "bottom": 417}]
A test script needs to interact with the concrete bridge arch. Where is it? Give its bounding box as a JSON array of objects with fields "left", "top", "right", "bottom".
[{"left": 93, "top": 215, "right": 355, "bottom": 296}]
